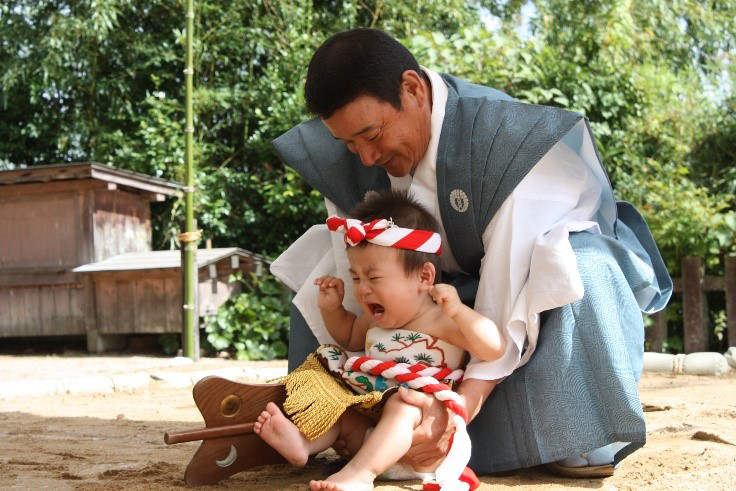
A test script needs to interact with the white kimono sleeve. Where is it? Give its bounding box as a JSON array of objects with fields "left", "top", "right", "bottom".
[
  {"left": 269, "top": 199, "right": 362, "bottom": 349},
  {"left": 464, "top": 124, "right": 604, "bottom": 381}
]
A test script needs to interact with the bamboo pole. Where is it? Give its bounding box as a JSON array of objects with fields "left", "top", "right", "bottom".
[{"left": 181, "top": 0, "right": 199, "bottom": 360}]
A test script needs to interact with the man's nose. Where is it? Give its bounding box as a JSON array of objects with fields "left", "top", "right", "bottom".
[{"left": 355, "top": 141, "right": 381, "bottom": 167}]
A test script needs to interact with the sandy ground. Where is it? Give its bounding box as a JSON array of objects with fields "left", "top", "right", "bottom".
[{"left": 1, "top": 357, "right": 735, "bottom": 491}]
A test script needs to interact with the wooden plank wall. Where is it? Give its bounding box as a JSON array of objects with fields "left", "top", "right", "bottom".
[
  {"left": 0, "top": 188, "right": 88, "bottom": 336},
  {"left": 94, "top": 270, "right": 181, "bottom": 334},
  {"left": 91, "top": 256, "right": 258, "bottom": 334},
  {"left": 197, "top": 257, "right": 256, "bottom": 316},
  {"left": 0, "top": 192, "right": 83, "bottom": 269},
  {"left": 0, "top": 180, "right": 168, "bottom": 338},
  {"left": 198, "top": 277, "right": 239, "bottom": 316},
  {"left": 93, "top": 189, "right": 152, "bottom": 261},
  {"left": 0, "top": 284, "right": 85, "bottom": 336}
]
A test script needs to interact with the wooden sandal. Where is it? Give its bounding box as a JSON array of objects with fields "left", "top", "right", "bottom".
[
  {"left": 165, "top": 376, "right": 288, "bottom": 486},
  {"left": 545, "top": 460, "right": 616, "bottom": 478}
]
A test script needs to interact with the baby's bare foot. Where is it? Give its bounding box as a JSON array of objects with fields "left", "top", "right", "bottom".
[
  {"left": 308, "top": 467, "right": 374, "bottom": 491},
  {"left": 253, "top": 402, "right": 309, "bottom": 466}
]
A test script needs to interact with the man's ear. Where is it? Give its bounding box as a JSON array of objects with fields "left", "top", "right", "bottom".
[
  {"left": 400, "top": 70, "right": 428, "bottom": 106},
  {"left": 418, "top": 262, "right": 436, "bottom": 291}
]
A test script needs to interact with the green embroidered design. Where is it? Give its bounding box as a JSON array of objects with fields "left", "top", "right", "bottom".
[
  {"left": 355, "top": 375, "right": 373, "bottom": 392},
  {"left": 405, "top": 332, "right": 422, "bottom": 342},
  {"left": 414, "top": 353, "right": 434, "bottom": 364},
  {"left": 328, "top": 347, "right": 343, "bottom": 361}
]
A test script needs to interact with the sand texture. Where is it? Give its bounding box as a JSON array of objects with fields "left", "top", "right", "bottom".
[{"left": 1, "top": 368, "right": 735, "bottom": 491}]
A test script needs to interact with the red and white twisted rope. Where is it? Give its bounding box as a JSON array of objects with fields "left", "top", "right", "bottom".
[
  {"left": 345, "top": 356, "right": 474, "bottom": 491},
  {"left": 326, "top": 216, "right": 442, "bottom": 255}
]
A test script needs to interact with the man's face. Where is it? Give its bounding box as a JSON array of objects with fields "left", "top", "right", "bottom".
[{"left": 322, "top": 72, "right": 431, "bottom": 177}]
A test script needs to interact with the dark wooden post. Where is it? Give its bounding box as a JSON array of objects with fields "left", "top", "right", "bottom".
[
  {"left": 648, "top": 310, "right": 667, "bottom": 352},
  {"left": 682, "top": 256, "right": 706, "bottom": 353},
  {"left": 725, "top": 254, "right": 736, "bottom": 348}
]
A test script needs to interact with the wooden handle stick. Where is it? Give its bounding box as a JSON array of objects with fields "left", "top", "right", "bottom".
[{"left": 164, "top": 422, "right": 256, "bottom": 445}]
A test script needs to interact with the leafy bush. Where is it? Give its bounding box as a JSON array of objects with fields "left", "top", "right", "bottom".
[
  {"left": 618, "top": 161, "right": 736, "bottom": 272},
  {"left": 204, "top": 273, "right": 290, "bottom": 360},
  {"left": 3, "top": 1, "right": 734, "bottom": 354}
]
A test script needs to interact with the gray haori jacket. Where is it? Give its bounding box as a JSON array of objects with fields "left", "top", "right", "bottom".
[{"left": 272, "top": 74, "right": 671, "bottom": 313}]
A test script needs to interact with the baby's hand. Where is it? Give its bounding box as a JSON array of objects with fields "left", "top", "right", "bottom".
[
  {"left": 430, "top": 283, "right": 462, "bottom": 318},
  {"left": 314, "top": 275, "right": 345, "bottom": 312}
]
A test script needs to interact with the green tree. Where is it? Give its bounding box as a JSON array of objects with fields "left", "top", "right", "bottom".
[
  {"left": 2, "top": 1, "right": 734, "bottom": 354},
  {"left": 1, "top": 0, "right": 486, "bottom": 255},
  {"left": 474, "top": 1, "right": 736, "bottom": 268}
]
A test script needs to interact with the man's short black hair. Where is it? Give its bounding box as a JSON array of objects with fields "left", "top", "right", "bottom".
[
  {"left": 305, "top": 28, "right": 421, "bottom": 119},
  {"left": 348, "top": 189, "right": 441, "bottom": 281}
]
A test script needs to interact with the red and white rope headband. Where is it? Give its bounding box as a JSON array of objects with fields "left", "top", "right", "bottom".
[{"left": 326, "top": 216, "right": 442, "bottom": 255}]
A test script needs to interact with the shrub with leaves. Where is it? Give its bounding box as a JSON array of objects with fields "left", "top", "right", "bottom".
[
  {"left": 204, "top": 272, "right": 289, "bottom": 360},
  {"left": 3, "top": 1, "right": 734, "bottom": 354}
]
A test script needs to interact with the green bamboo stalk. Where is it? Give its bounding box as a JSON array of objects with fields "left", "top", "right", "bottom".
[{"left": 182, "top": 0, "right": 199, "bottom": 360}]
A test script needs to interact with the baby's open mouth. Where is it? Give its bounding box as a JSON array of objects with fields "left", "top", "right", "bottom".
[{"left": 368, "top": 303, "right": 385, "bottom": 319}]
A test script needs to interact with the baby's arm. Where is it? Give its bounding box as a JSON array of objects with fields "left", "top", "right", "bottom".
[
  {"left": 430, "top": 283, "right": 506, "bottom": 361},
  {"left": 314, "top": 275, "right": 371, "bottom": 352}
]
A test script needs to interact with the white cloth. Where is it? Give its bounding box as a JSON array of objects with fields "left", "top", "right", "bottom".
[{"left": 271, "top": 68, "right": 646, "bottom": 381}]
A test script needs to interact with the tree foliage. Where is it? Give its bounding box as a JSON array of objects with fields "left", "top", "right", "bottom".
[
  {"left": 1, "top": 1, "right": 734, "bottom": 353},
  {"left": 0, "top": 0, "right": 482, "bottom": 254},
  {"left": 204, "top": 272, "right": 290, "bottom": 360}
]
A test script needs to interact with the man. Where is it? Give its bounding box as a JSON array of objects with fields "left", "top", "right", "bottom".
[{"left": 270, "top": 28, "right": 671, "bottom": 477}]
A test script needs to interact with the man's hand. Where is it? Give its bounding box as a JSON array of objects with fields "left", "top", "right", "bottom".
[
  {"left": 330, "top": 387, "right": 452, "bottom": 466},
  {"left": 314, "top": 275, "right": 345, "bottom": 312},
  {"left": 396, "top": 386, "right": 453, "bottom": 470},
  {"left": 332, "top": 381, "right": 497, "bottom": 465}
]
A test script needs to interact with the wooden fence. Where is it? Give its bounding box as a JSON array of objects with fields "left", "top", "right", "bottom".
[{"left": 647, "top": 254, "right": 736, "bottom": 353}]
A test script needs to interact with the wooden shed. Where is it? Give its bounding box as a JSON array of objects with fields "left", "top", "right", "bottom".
[
  {"left": 72, "top": 248, "right": 268, "bottom": 338},
  {"left": 0, "top": 162, "right": 183, "bottom": 350}
]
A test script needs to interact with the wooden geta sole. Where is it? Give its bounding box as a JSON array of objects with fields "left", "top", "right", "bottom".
[{"left": 164, "top": 376, "right": 288, "bottom": 486}]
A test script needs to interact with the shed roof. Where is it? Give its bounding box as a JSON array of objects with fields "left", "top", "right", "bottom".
[
  {"left": 73, "top": 248, "right": 269, "bottom": 273},
  {"left": 0, "top": 162, "right": 182, "bottom": 196}
]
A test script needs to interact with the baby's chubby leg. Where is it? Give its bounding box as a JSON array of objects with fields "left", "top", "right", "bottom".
[
  {"left": 254, "top": 402, "right": 322, "bottom": 466},
  {"left": 310, "top": 393, "right": 423, "bottom": 491},
  {"left": 254, "top": 403, "right": 374, "bottom": 468}
]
